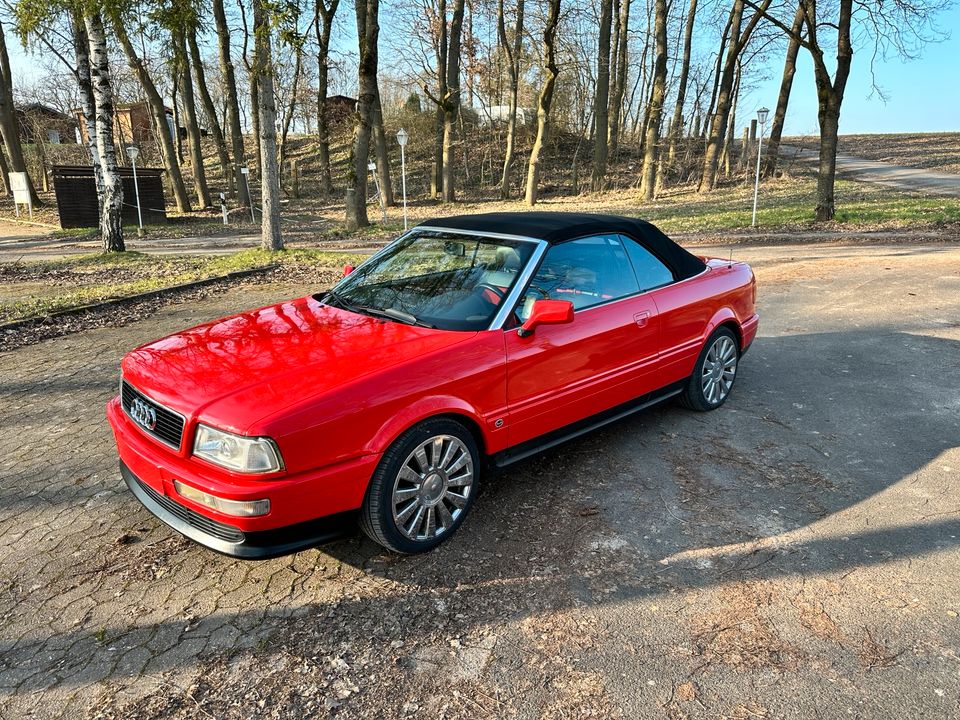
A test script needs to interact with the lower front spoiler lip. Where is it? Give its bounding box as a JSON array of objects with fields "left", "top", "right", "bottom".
[{"left": 120, "top": 461, "right": 356, "bottom": 560}]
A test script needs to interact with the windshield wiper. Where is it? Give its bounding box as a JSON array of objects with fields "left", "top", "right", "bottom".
[
  {"left": 360, "top": 305, "right": 435, "bottom": 328},
  {"left": 323, "top": 291, "right": 433, "bottom": 328}
]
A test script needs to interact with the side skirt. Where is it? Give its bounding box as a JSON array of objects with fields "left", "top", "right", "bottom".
[{"left": 491, "top": 379, "right": 687, "bottom": 469}]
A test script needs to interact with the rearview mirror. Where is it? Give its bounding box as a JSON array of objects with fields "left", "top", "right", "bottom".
[
  {"left": 518, "top": 299, "right": 574, "bottom": 337},
  {"left": 443, "top": 241, "right": 466, "bottom": 257}
]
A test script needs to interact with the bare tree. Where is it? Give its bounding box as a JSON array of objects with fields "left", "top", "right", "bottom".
[
  {"left": 84, "top": 11, "right": 123, "bottom": 251},
  {"left": 345, "top": 0, "right": 379, "bottom": 229},
  {"left": 525, "top": 0, "right": 561, "bottom": 206},
  {"left": 762, "top": 4, "right": 804, "bottom": 177},
  {"left": 639, "top": 0, "right": 667, "bottom": 199},
  {"left": 698, "top": 0, "right": 772, "bottom": 192},
  {"left": 315, "top": 0, "right": 340, "bottom": 197},
  {"left": 253, "top": 0, "right": 282, "bottom": 249},
  {"left": 667, "top": 0, "right": 699, "bottom": 162},
  {"left": 607, "top": 0, "right": 630, "bottom": 159},
  {"left": 0, "top": 20, "right": 41, "bottom": 206},
  {"left": 212, "top": 0, "right": 250, "bottom": 205},
  {"left": 188, "top": 34, "right": 233, "bottom": 190},
  {"left": 496, "top": 0, "right": 524, "bottom": 199},
  {"left": 441, "top": 0, "right": 465, "bottom": 201},
  {"left": 108, "top": 10, "right": 192, "bottom": 212},
  {"left": 172, "top": 27, "right": 211, "bottom": 208},
  {"left": 590, "top": 0, "right": 614, "bottom": 191}
]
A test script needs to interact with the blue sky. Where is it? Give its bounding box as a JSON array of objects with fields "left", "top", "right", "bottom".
[{"left": 743, "top": 4, "right": 960, "bottom": 136}]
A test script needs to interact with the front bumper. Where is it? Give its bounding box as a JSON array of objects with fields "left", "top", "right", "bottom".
[
  {"left": 121, "top": 461, "right": 356, "bottom": 558},
  {"left": 107, "top": 397, "right": 379, "bottom": 558}
]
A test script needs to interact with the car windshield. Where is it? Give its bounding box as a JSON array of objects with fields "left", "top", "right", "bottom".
[{"left": 323, "top": 231, "right": 537, "bottom": 331}]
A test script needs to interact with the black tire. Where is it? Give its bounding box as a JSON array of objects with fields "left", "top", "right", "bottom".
[
  {"left": 359, "top": 417, "right": 480, "bottom": 553},
  {"left": 679, "top": 326, "right": 740, "bottom": 412}
]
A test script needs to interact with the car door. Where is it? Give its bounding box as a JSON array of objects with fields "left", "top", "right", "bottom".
[
  {"left": 621, "top": 233, "right": 712, "bottom": 386},
  {"left": 503, "top": 235, "right": 661, "bottom": 448}
]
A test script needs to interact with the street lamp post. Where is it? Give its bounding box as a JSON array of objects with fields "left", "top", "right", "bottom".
[
  {"left": 751, "top": 107, "right": 770, "bottom": 228},
  {"left": 125, "top": 145, "right": 143, "bottom": 235},
  {"left": 396, "top": 128, "right": 409, "bottom": 231}
]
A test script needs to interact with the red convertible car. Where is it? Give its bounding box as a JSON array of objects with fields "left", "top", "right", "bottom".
[{"left": 108, "top": 212, "right": 757, "bottom": 557}]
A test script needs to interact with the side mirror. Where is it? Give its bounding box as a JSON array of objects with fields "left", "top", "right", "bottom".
[
  {"left": 444, "top": 241, "right": 466, "bottom": 257},
  {"left": 343, "top": 264, "right": 354, "bottom": 277},
  {"left": 518, "top": 299, "right": 574, "bottom": 337}
]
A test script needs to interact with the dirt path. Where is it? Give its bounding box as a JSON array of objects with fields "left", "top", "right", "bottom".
[
  {"left": 1, "top": 244, "right": 959, "bottom": 718},
  {"left": 784, "top": 145, "right": 960, "bottom": 196}
]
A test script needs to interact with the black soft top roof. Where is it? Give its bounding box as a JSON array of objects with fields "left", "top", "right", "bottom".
[{"left": 418, "top": 211, "right": 706, "bottom": 280}]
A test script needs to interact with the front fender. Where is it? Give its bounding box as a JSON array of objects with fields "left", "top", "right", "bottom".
[{"left": 366, "top": 395, "right": 495, "bottom": 456}]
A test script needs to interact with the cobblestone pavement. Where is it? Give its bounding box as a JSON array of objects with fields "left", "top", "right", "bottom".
[{"left": 1, "top": 245, "right": 959, "bottom": 719}]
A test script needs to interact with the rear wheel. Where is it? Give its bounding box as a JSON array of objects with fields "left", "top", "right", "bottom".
[
  {"left": 680, "top": 326, "right": 740, "bottom": 411},
  {"left": 359, "top": 418, "right": 479, "bottom": 553}
]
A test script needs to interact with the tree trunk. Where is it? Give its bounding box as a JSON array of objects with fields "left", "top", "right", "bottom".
[
  {"left": 346, "top": 0, "right": 379, "bottom": 229},
  {"left": 809, "top": 0, "right": 853, "bottom": 221},
  {"left": 0, "top": 20, "right": 41, "bottom": 206},
  {"left": 315, "top": 0, "right": 340, "bottom": 197},
  {"left": 371, "top": 87, "right": 395, "bottom": 206},
  {"left": 253, "top": 0, "right": 282, "bottom": 249},
  {"left": 430, "top": 0, "right": 448, "bottom": 199},
  {"left": 188, "top": 33, "right": 232, "bottom": 191},
  {"left": 174, "top": 30, "right": 211, "bottom": 208},
  {"left": 213, "top": 0, "right": 249, "bottom": 206},
  {"left": 83, "top": 12, "right": 123, "bottom": 252},
  {"left": 442, "top": 0, "right": 465, "bottom": 202},
  {"left": 73, "top": 14, "right": 104, "bottom": 206},
  {"left": 607, "top": 0, "right": 630, "bottom": 159},
  {"left": 639, "top": 0, "right": 667, "bottom": 200},
  {"left": 110, "top": 14, "right": 192, "bottom": 212},
  {"left": 667, "top": 0, "right": 698, "bottom": 162},
  {"left": 590, "top": 0, "right": 614, "bottom": 191},
  {"left": 763, "top": 6, "right": 804, "bottom": 177},
  {"left": 238, "top": 2, "right": 262, "bottom": 180},
  {"left": 720, "top": 60, "right": 740, "bottom": 177},
  {"left": 497, "top": 0, "right": 524, "bottom": 199},
  {"left": 524, "top": 0, "right": 561, "bottom": 206}
]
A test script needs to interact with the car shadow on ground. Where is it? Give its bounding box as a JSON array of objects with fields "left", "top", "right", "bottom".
[{"left": 2, "top": 328, "right": 959, "bottom": 695}]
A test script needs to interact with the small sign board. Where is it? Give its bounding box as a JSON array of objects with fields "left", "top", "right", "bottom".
[{"left": 9, "top": 172, "right": 32, "bottom": 219}]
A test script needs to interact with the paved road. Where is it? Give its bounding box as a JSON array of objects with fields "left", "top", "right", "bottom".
[
  {"left": 1, "top": 243, "right": 959, "bottom": 718},
  {"left": 784, "top": 145, "right": 960, "bottom": 196}
]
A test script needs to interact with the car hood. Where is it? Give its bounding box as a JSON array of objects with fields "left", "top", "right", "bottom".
[{"left": 121, "top": 295, "right": 475, "bottom": 434}]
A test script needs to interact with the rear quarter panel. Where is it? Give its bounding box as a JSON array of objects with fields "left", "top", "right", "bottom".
[{"left": 651, "top": 260, "right": 756, "bottom": 385}]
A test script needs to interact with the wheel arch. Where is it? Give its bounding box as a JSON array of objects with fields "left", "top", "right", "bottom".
[
  {"left": 705, "top": 308, "right": 744, "bottom": 350},
  {"left": 368, "top": 397, "right": 490, "bottom": 458}
]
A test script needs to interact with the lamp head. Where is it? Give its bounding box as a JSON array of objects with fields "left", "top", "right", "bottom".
[
  {"left": 125, "top": 145, "right": 140, "bottom": 162},
  {"left": 757, "top": 107, "right": 770, "bottom": 126},
  {"left": 396, "top": 128, "right": 409, "bottom": 147}
]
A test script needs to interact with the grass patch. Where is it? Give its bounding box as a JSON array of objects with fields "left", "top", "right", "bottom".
[{"left": 0, "top": 248, "right": 364, "bottom": 324}]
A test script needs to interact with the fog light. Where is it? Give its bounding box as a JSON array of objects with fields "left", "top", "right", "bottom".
[{"left": 173, "top": 480, "right": 270, "bottom": 517}]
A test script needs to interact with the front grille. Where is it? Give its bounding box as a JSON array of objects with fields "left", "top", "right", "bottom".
[
  {"left": 121, "top": 381, "right": 185, "bottom": 450},
  {"left": 135, "top": 476, "right": 245, "bottom": 544}
]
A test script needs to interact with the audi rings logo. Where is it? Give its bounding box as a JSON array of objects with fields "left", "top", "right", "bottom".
[{"left": 130, "top": 397, "right": 157, "bottom": 430}]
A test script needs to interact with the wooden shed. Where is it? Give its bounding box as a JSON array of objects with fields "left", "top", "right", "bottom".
[{"left": 51, "top": 165, "right": 167, "bottom": 229}]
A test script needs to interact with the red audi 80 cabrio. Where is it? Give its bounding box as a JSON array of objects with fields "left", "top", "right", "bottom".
[{"left": 107, "top": 212, "right": 758, "bottom": 557}]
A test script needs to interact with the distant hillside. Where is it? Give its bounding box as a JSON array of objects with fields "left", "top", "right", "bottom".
[{"left": 785, "top": 133, "right": 960, "bottom": 175}]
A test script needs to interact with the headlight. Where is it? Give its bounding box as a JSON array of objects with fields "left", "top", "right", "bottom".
[{"left": 193, "top": 424, "right": 283, "bottom": 473}]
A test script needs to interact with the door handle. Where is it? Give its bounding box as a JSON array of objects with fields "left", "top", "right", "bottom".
[{"left": 633, "top": 311, "right": 650, "bottom": 328}]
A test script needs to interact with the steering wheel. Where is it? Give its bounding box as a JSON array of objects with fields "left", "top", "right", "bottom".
[
  {"left": 526, "top": 284, "right": 551, "bottom": 300},
  {"left": 476, "top": 283, "right": 506, "bottom": 305}
]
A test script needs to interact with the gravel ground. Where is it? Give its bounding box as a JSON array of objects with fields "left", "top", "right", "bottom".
[{"left": 1, "top": 242, "right": 958, "bottom": 719}]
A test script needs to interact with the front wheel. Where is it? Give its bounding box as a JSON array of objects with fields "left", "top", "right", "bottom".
[
  {"left": 679, "top": 327, "right": 740, "bottom": 412},
  {"left": 359, "top": 418, "right": 480, "bottom": 553}
]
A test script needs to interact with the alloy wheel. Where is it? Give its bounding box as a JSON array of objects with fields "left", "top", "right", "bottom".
[
  {"left": 701, "top": 335, "right": 738, "bottom": 405},
  {"left": 391, "top": 434, "right": 474, "bottom": 541}
]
